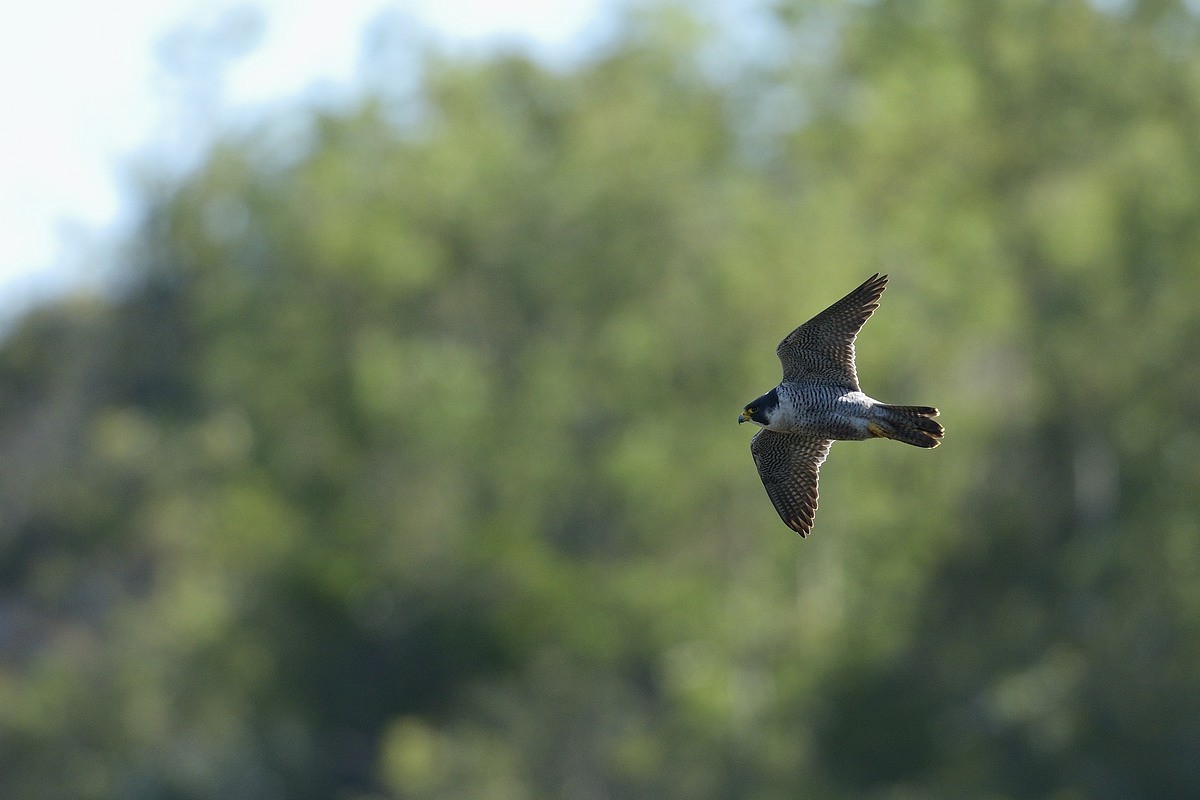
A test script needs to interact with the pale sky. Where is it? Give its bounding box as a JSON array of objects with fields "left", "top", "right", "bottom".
[{"left": 0, "top": 0, "right": 605, "bottom": 317}]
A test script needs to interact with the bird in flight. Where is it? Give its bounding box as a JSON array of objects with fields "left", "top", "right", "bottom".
[{"left": 739, "top": 274, "right": 943, "bottom": 537}]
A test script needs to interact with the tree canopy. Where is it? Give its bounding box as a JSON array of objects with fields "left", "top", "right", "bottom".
[{"left": 3, "top": 1, "right": 1200, "bottom": 798}]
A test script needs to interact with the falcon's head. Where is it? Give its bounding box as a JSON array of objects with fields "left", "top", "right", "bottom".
[{"left": 738, "top": 389, "right": 780, "bottom": 427}]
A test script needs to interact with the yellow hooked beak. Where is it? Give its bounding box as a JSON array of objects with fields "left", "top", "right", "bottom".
[{"left": 738, "top": 412, "right": 748, "bottom": 424}]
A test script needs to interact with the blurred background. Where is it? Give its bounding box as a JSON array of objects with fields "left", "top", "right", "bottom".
[{"left": 3, "top": 0, "right": 1200, "bottom": 798}]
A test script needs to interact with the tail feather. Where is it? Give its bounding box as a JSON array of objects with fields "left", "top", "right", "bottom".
[{"left": 869, "top": 404, "right": 943, "bottom": 448}]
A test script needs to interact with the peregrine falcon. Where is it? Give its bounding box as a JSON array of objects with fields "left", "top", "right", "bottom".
[{"left": 739, "top": 274, "right": 943, "bottom": 537}]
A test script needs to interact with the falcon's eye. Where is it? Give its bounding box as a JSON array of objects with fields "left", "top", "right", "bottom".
[{"left": 746, "top": 406, "right": 757, "bottom": 414}]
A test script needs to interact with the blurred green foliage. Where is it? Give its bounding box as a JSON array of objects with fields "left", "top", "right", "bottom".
[{"left": 3, "top": 1, "right": 1200, "bottom": 798}]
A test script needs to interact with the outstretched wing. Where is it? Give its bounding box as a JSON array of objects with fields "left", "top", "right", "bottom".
[
  {"left": 776, "top": 273, "right": 888, "bottom": 388},
  {"left": 750, "top": 429, "right": 832, "bottom": 537}
]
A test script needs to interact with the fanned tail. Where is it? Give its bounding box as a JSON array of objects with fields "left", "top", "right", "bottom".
[{"left": 868, "top": 404, "right": 944, "bottom": 448}]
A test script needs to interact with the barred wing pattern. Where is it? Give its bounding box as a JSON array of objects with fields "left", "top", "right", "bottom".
[
  {"left": 775, "top": 273, "right": 888, "bottom": 389},
  {"left": 750, "top": 429, "right": 832, "bottom": 537}
]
